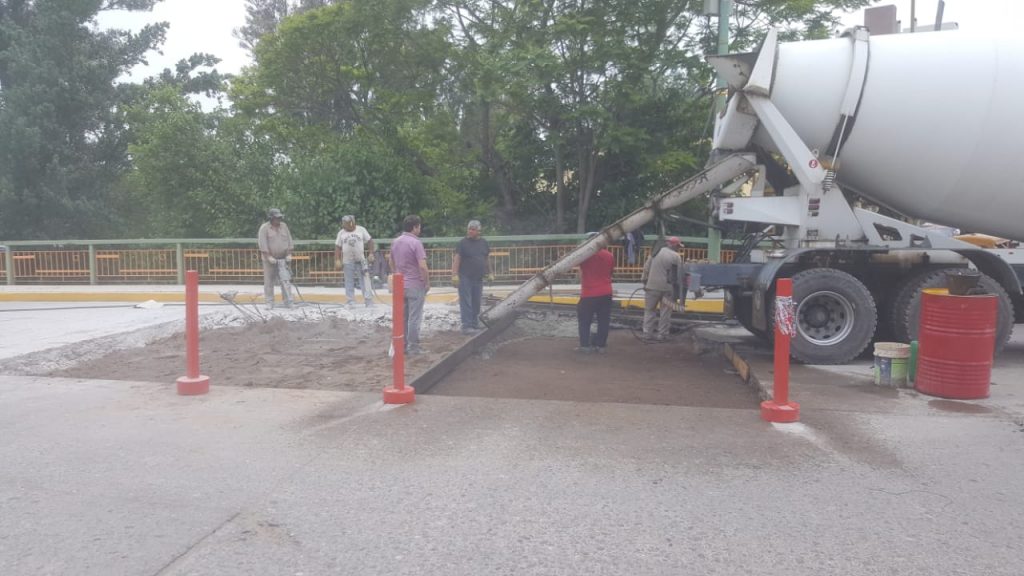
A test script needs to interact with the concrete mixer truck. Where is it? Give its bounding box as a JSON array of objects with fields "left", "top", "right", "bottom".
[{"left": 482, "top": 27, "right": 1024, "bottom": 364}]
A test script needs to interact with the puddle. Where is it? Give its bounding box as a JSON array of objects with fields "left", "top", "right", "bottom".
[{"left": 927, "top": 399, "right": 993, "bottom": 414}]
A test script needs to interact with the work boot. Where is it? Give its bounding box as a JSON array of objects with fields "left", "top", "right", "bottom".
[
  {"left": 461, "top": 326, "right": 481, "bottom": 335},
  {"left": 592, "top": 346, "right": 607, "bottom": 355},
  {"left": 573, "top": 346, "right": 593, "bottom": 354}
]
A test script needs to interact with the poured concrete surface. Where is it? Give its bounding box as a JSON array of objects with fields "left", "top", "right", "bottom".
[{"left": 433, "top": 329, "right": 758, "bottom": 409}]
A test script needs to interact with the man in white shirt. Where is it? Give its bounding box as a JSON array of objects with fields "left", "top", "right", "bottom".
[{"left": 334, "top": 215, "right": 376, "bottom": 306}]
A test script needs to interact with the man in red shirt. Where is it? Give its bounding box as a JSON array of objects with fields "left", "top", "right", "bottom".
[{"left": 576, "top": 235, "right": 615, "bottom": 354}]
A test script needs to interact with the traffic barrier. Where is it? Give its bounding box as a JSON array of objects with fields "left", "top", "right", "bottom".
[
  {"left": 175, "top": 270, "right": 210, "bottom": 395},
  {"left": 383, "top": 273, "right": 415, "bottom": 404},
  {"left": 761, "top": 277, "right": 800, "bottom": 422}
]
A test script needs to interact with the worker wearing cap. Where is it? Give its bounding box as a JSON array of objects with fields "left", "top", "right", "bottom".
[
  {"left": 641, "top": 237, "right": 686, "bottom": 341},
  {"left": 334, "top": 215, "right": 375, "bottom": 307},
  {"left": 257, "top": 208, "right": 294, "bottom": 308},
  {"left": 451, "top": 220, "right": 491, "bottom": 334}
]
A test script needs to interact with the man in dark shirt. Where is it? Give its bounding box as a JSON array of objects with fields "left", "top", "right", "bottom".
[{"left": 452, "top": 220, "right": 491, "bottom": 334}]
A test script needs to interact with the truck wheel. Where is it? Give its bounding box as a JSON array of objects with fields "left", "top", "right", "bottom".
[
  {"left": 730, "top": 289, "right": 769, "bottom": 341},
  {"left": 890, "top": 268, "right": 1014, "bottom": 354},
  {"left": 788, "top": 268, "right": 877, "bottom": 364}
]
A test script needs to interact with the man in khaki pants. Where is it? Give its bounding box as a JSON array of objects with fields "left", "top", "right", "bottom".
[
  {"left": 257, "top": 208, "right": 294, "bottom": 308},
  {"left": 641, "top": 237, "right": 685, "bottom": 341}
]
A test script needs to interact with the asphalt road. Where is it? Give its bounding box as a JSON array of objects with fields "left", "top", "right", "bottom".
[{"left": 2, "top": 302, "right": 1023, "bottom": 575}]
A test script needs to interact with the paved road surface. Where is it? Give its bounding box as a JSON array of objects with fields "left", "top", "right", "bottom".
[{"left": 1, "top": 297, "right": 1023, "bottom": 575}]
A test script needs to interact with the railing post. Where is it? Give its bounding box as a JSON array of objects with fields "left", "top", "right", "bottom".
[
  {"left": 176, "top": 243, "right": 184, "bottom": 284},
  {"left": 4, "top": 247, "right": 12, "bottom": 285},
  {"left": 88, "top": 243, "right": 97, "bottom": 285}
]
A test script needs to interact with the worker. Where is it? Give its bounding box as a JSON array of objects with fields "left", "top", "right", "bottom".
[
  {"left": 257, "top": 208, "right": 294, "bottom": 308},
  {"left": 389, "top": 215, "right": 430, "bottom": 355},
  {"left": 576, "top": 233, "right": 615, "bottom": 354},
  {"left": 641, "top": 236, "right": 686, "bottom": 342},
  {"left": 334, "top": 215, "right": 376, "bottom": 307},
  {"left": 452, "top": 219, "right": 491, "bottom": 334}
]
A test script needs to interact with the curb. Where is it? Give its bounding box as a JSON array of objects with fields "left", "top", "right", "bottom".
[
  {"left": 0, "top": 291, "right": 460, "bottom": 306},
  {"left": 691, "top": 330, "right": 772, "bottom": 401}
]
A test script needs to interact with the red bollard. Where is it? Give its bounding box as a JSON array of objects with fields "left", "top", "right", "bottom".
[
  {"left": 176, "top": 270, "right": 210, "bottom": 395},
  {"left": 383, "top": 273, "right": 415, "bottom": 404},
  {"left": 761, "top": 277, "right": 800, "bottom": 422}
]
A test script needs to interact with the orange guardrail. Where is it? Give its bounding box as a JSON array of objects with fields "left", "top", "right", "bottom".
[{"left": 1, "top": 242, "right": 734, "bottom": 285}]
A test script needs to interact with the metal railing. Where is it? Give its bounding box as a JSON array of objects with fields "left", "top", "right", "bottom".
[{"left": 1, "top": 236, "right": 736, "bottom": 286}]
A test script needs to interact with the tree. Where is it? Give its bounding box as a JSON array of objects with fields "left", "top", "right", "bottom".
[
  {"left": 230, "top": 0, "right": 488, "bottom": 237},
  {"left": 443, "top": 0, "right": 869, "bottom": 233},
  {"left": 0, "top": 0, "right": 167, "bottom": 239}
]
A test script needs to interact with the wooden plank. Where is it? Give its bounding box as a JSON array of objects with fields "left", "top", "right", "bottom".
[{"left": 36, "top": 269, "right": 89, "bottom": 275}]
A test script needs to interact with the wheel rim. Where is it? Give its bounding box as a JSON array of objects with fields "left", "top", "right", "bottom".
[{"left": 796, "top": 290, "right": 855, "bottom": 346}]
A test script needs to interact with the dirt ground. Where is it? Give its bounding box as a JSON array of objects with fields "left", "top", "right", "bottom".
[
  {"left": 51, "top": 317, "right": 467, "bottom": 392},
  {"left": 49, "top": 308, "right": 757, "bottom": 410}
]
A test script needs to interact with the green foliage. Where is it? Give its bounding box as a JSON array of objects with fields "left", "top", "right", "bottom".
[
  {"left": 1, "top": 0, "right": 872, "bottom": 241},
  {"left": 0, "top": 0, "right": 168, "bottom": 239}
]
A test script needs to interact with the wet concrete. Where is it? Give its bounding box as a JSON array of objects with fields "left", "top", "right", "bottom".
[{"left": 433, "top": 327, "right": 759, "bottom": 409}]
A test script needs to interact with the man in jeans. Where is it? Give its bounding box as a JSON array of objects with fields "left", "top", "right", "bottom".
[
  {"left": 451, "top": 220, "right": 491, "bottom": 334},
  {"left": 388, "top": 215, "right": 430, "bottom": 354},
  {"left": 576, "top": 234, "right": 615, "bottom": 354},
  {"left": 334, "top": 215, "right": 376, "bottom": 307}
]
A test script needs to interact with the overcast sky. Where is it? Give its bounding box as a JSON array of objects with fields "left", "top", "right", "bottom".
[{"left": 97, "top": 0, "right": 1021, "bottom": 82}]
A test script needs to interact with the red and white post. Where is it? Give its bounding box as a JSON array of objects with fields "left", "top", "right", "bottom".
[
  {"left": 760, "top": 277, "right": 800, "bottom": 422},
  {"left": 176, "top": 270, "right": 210, "bottom": 395},
  {"left": 383, "top": 273, "right": 415, "bottom": 404}
]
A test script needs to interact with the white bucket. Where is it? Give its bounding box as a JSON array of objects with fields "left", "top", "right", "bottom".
[{"left": 873, "top": 342, "right": 911, "bottom": 387}]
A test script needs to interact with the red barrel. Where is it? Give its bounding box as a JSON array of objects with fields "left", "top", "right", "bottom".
[{"left": 915, "top": 290, "right": 996, "bottom": 399}]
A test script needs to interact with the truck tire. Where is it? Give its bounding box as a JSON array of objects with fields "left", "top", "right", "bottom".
[
  {"left": 890, "top": 268, "right": 1014, "bottom": 355},
  {"left": 730, "top": 289, "right": 769, "bottom": 341},
  {"left": 788, "top": 268, "right": 877, "bottom": 365}
]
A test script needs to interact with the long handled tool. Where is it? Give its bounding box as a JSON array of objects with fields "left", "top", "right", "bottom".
[{"left": 277, "top": 259, "right": 304, "bottom": 305}]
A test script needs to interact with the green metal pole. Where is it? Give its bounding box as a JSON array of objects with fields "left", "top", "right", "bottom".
[
  {"left": 88, "top": 243, "right": 97, "bottom": 285},
  {"left": 176, "top": 243, "right": 185, "bottom": 284},
  {"left": 707, "top": 0, "right": 731, "bottom": 264},
  {"left": 4, "top": 247, "right": 12, "bottom": 285}
]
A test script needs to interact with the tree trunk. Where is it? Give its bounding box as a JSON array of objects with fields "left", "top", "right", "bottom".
[
  {"left": 575, "top": 130, "right": 599, "bottom": 233},
  {"left": 554, "top": 144, "right": 565, "bottom": 232},
  {"left": 479, "top": 99, "right": 516, "bottom": 228}
]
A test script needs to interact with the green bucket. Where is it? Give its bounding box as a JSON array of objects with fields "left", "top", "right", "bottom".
[{"left": 874, "top": 342, "right": 911, "bottom": 387}]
